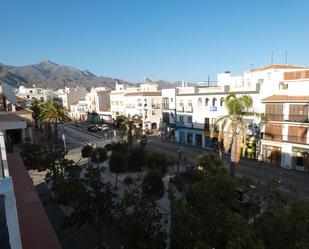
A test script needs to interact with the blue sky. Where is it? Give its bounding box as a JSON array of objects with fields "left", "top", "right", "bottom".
[{"left": 1, "top": 0, "right": 309, "bottom": 82}]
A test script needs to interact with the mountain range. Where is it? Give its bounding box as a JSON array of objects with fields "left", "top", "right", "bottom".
[{"left": 0, "top": 60, "right": 180, "bottom": 90}]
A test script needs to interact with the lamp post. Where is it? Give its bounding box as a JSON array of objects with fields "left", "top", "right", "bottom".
[{"left": 96, "top": 151, "right": 100, "bottom": 168}]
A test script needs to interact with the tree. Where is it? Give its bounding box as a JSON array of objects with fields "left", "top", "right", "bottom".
[
  {"left": 127, "top": 145, "right": 146, "bottom": 176},
  {"left": 170, "top": 171, "right": 263, "bottom": 249},
  {"left": 53, "top": 165, "right": 116, "bottom": 249},
  {"left": 30, "top": 98, "right": 42, "bottom": 130},
  {"left": 212, "top": 93, "right": 265, "bottom": 177},
  {"left": 81, "top": 144, "right": 94, "bottom": 165},
  {"left": 109, "top": 150, "right": 127, "bottom": 188},
  {"left": 254, "top": 198, "right": 309, "bottom": 249},
  {"left": 40, "top": 100, "right": 71, "bottom": 136},
  {"left": 142, "top": 170, "right": 165, "bottom": 199},
  {"left": 197, "top": 153, "right": 227, "bottom": 175},
  {"left": 116, "top": 189, "right": 167, "bottom": 249},
  {"left": 90, "top": 147, "right": 107, "bottom": 165},
  {"left": 117, "top": 115, "right": 142, "bottom": 148},
  {"left": 147, "top": 150, "right": 169, "bottom": 176},
  {"left": 21, "top": 142, "right": 78, "bottom": 185}
]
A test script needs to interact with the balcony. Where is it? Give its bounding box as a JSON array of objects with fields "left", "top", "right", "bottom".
[
  {"left": 177, "top": 106, "right": 184, "bottom": 112},
  {"left": 152, "top": 104, "right": 161, "bottom": 109},
  {"left": 265, "top": 114, "right": 284, "bottom": 122},
  {"left": 162, "top": 104, "right": 169, "bottom": 110},
  {"left": 286, "top": 115, "right": 309, "bottom": 123}
]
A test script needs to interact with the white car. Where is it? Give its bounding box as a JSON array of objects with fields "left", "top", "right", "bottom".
[{"left": 96, "top": 124, "right": 109, "bottom": 131}]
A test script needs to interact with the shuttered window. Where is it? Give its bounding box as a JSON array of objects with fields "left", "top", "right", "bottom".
[
  {"left": 265, "top": 124, "right": 282, "bottom": 142},
  {"left": 265, "top": 104, "right": 283, "bottom": 121},
  {"left": 288, "top": 126, "right": 307, "bottom": 144}
]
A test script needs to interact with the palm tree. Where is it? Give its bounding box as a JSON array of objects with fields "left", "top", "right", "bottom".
[
  {"left": 212, "top": 93, "right": 265, "bottom": 177},
  {"left": 40, "top": 100, "right": 71, "bottom": 136},
  {"left": 30, "top": 99, "right": 42, "bottom": 130},
  {"left": 118, "top": 115, "right": 142, "bottom": 148}
]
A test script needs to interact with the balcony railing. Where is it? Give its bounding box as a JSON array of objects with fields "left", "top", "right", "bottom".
[
  {"left": 266, "top": 114, "right": 309, "bottom": 123},
  {"left": 263, "top": 134, "right": 308, "bottom": 144},
  {"left": 286, "top": 115, "right": 309, "bottom": 123},
  {"left": 265, "top": 114, "right": 284, "bottom": 121}
]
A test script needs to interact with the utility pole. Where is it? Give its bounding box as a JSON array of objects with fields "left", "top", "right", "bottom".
[
  {"left": 285, "top": 49, "right": 288, "bottom": 64},
  {"left": 271, "top": 51, "right": 274, "bottom": 64}
]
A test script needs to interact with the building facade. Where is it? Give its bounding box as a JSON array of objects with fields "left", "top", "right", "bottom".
[{"left": 261, "top": 70, "right": 309, "bottom": 171}]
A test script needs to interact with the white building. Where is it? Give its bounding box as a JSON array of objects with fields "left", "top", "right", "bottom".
[
  {"left": 17, "top": 85, "right": 57, "bottom": 103},
  {"left": 57, "top": 86, "right": 87, "bottom": 111},
  {"left": 261, "top": 69, "right": 309, "bottom": 171},
  {"left": 169, "top": 64, "right": 309, "bottom": 171},
  {"left": 110, "top": 82, "right": 162, "bottom": 129}
]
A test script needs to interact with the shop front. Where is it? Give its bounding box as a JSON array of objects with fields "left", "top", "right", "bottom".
[
  {"left": 292, "top": 147, "right": 309, "bottom": 172},
  {"left": 262, "top": 145, "right": 282, "bottom": 166}
]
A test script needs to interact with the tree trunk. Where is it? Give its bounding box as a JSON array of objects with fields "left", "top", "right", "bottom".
[
  {"left": 128, "top": 125, "right": 133, "bottom": 149},
  {"left": 230, "top": 161, "right": 236, "bottom": 178},
  {"left": 35, "top": 119, "right": 39, "bottom": 130},
  {"left": 54, "top": 124, "right": 58, "bottom": 137}
]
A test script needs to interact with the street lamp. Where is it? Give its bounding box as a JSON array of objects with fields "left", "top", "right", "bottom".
[{"left": 96, "top": 151, "right": 100, "bottom": 168}]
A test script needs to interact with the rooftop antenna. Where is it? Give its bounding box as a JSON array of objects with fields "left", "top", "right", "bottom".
[
  {"left": 249, "top": 63, "right": 254, "bottom": 70},
  {"left": 271, "top": 51, "right": 274, "bottom": 65},
  {"left": 285, "top": 49, "right": 288, "bottom": 64}
]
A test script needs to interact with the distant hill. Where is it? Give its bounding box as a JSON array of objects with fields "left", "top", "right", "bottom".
[
  {"left": 0, "top": 60, "right": 181, "bottom": 90},
  {"left": 0, "top": 60, "right": 131, "bottom": 89}
]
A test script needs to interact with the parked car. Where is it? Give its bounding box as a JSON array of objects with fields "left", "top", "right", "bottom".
[
  {"left": 87, "top": 125, "right": 99, "bottom": 132},
  {"left": 96, "top": 124, "right": 109, "bottom": 131}
]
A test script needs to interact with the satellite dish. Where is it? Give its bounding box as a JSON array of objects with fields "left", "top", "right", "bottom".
[{"left": 1, "top": 82, "right": 17, "bottom": 105}]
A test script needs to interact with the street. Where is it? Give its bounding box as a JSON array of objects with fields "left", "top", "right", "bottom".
[
  {"left": 59, "top": 125, "right": 309, "bottom": 200},
  {"left": 147, "top": 136, "right": 309, "bottom": 199}
]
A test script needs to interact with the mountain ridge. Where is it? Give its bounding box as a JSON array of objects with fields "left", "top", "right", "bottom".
[{"left": 0, "top": 60, "right": 179, "bottom": 90}]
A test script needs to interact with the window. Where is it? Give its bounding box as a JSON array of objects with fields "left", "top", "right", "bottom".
[
  {"left": 152, "top": 110, "right": 156, "bottom": 116},
  {"left": 289, "top": 105, "right": 309, "bottom": 122},
  {"left": 279, "top": 82, "right": 288, "bottom": 90},
  {"left": 205, "top": 98, "right": 209, "bottom": 106},
  {"left": 212, "top": 98, "right": 217, "bottom": 106},
  {"left": 220, "top": 97, "right": 225, "bottom": 107},
  {"left": 265, "top": 104, "right": 284, "bottom": 121},
  {"left": 171, "top": 98, "right": 173, "bottom": 102},
  {"left": 179, "top": 115, "right": 184, "bottom": 123},
  {"left": 188, "top": 100, "right": 192, "bottom": 107},
  {"left": 264, "top": 124, "right": 282, "bottom": 142},
  {"left": 198, "top": 98, "right": 202, "bottom": 106},
  {"left": 188, "top": 116, "right": 192, "bottom": 123},
  {"left": 163, "top": 98, "right": 169, "bottom": 109},
  {"left": 288, "top": 126, "right": 307, "bottom": 144}
]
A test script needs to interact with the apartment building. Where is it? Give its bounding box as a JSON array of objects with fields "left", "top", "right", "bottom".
[
  {"left": 85, "top": 87, "right": 111, "bottom": 121},
  {"left": 17, "top": 85, "right": 57, "bottom": 103},
  {"left": 168, "top": 65, "right": 309, "bottom": 169},
  {"left": 110, "top": 82, "right": 138, "bottom": 118},
  {"left": 57, "top": 86, "right": 86, "bottom": 111},
  {"left": 174, "top": 82, "right": 261, "bottom": 147},
  {"left": 110, "top": 82, "right": 162, "bottom": 129},
  {"left": 261, "top": 70, "right": 309, "bottom": 171},
  {"left": 162, "top": 88, "right": 176, "bottom": 131}
]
